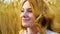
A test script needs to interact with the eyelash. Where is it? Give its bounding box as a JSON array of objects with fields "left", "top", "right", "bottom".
[
  {"left": 28, "top": 11, "right": 32, "bottom": 13},
  {"left": 21, "top": 10, "right": 24, "bottom": 12},
  {"left": 21, "top": 10, "right": 32, "bottom": 13}
]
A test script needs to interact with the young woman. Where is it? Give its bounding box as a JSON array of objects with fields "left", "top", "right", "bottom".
[{"left": 19, "top": 0, "right": 58, "bottom": 34}]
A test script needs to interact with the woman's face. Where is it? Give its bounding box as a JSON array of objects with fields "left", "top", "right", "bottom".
[{"left": 20, "top": 1, "right": 36, "bottom": 27}]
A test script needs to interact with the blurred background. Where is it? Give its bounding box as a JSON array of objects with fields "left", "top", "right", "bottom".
[{"left": 0, "top": 0, "right": 60, "bottom": 34}]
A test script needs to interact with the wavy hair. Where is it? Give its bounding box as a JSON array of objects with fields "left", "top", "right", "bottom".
[{"left": 19, "top": 0, "right": 54, "bottom": 34}]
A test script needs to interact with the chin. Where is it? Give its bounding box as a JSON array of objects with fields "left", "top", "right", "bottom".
[
  {"left": 22, "top": 24, "right": 30, "bottom": 27},
  {"left": 22, "top": 21, "right": 32, "bottom": 27}
]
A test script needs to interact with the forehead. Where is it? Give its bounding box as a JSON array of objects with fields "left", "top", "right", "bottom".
[{"left": 22, "top": 1, "right": 31, "bottom": 9}]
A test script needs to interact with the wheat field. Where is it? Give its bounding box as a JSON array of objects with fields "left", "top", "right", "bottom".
[{"left": 0, "top": 0, "right": 60, "bottom": 34}]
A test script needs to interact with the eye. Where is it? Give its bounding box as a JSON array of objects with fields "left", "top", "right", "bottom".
[
  {"left": 27, "top": 8, "right": 32, "bottom": 13},
  {"left": 21, "top": 10, "right": 24, "bottom": 12},
  {"left": 28, "top": 10, "right": 32, "bottom": 13}
]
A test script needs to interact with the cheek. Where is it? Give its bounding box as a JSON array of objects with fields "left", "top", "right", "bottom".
[{"left": 29, "top": 13, "right": 36, "bottom": 21}]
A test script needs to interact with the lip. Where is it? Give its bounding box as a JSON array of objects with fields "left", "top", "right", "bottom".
[{"left": 22, "top": 18, "right": 30, "bottom": 21}]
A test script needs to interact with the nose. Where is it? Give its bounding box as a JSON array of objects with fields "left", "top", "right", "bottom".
[{"left": 22, "top": 11, "right": 29, "bottom": 18}]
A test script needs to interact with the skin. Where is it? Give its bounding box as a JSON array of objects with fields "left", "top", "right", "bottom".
[
  {"left": 20, "top": 1, "right": 38, "bottom": 34},
  {"left": 20, "top": 1, "right": 36, "bottom": 27}
]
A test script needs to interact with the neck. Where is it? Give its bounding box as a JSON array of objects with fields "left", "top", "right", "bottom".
[{"left": 27, "top": 24, "right": 38, "bottom": 34}]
